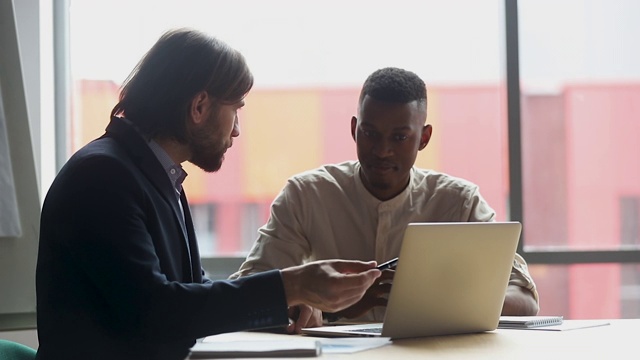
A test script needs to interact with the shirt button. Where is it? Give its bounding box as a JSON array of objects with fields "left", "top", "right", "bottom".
[{"left": 170, "top": 169, "right": 176, "bottom": 175}]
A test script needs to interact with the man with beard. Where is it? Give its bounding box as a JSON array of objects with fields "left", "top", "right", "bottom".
[
  {"left": 230, "top": 67, "right": 540, "bottom": 329},
  {"left": 35, "top": 28, "right": 381, "bottom": 360}
]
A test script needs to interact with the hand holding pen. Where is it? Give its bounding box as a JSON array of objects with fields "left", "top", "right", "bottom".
[{"left": 377, "top": 257, "right": 398, "bottom": 271}]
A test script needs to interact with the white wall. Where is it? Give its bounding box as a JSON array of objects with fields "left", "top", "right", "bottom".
[{"left": 0, "top": 0, "right": 43, "bottom": 342}]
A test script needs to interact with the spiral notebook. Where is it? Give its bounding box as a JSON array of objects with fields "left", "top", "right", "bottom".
[{"left": 498, "top": 316, "right": 564, "bottom": 329}]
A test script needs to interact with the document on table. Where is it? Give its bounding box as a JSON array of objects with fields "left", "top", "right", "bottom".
[
  {"left": 317, "top": 337, "right": 392, "bottom": 354},
  {"left": 498, "top": 316, "right": 611, "bottom": 331},
  {"left": 189, "top": 339, "right": 321, "bottom": 358},
  {"left": 190, "top": 337, "right": 392, "bottom": 358},
  {"left": 525, "top": 320, "right": 611, "bottom": 331}
]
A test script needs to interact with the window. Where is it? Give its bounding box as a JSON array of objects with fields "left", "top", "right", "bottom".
[
  {"left": 58, "top": 0, "right": 640, "bottom": 315},
  {"left": 620, "top": 197, "right": 640, "bottom": 317},
  {"left": 519, "top": 0, "right": 640, "bottom": 252},
  {"left": 516, "top": 0, "right": 640, "bottom": 318},
  {"left": 67, "top": 0, "right": 507, "bottom": 257}
]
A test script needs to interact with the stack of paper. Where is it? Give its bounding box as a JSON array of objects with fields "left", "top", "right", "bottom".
[
  {"left": 189, "top": 339, "right": 321, "bottom": 358},
  {"left": 190, "top": 336, "right": 393, "bottom": 358}
]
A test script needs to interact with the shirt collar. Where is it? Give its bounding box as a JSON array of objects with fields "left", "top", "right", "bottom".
[{"left": 147, "top": 139, "right": 187, "bottom": 194}]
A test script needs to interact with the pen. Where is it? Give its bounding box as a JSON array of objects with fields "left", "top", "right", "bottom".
[
  {"left": 324, "top": 257, "right": 398, "bottom": 323},
  {"left": 377, "top": 257, "right": 399, "bottom": 270}
]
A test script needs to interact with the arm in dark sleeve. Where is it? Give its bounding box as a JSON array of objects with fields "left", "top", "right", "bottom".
[{"left": 59, "top": 156, "right": 289, "bottom": 342}]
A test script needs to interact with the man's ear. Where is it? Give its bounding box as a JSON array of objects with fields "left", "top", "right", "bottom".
[
  {"left": 419, "top": 124, "right": 432, "bottom": 150},
  {"left": 351, "top": 116, "right": 357, "bottom": 141},
  {"left": 190, "top": 91, "right": 210, "bottom": 125}
]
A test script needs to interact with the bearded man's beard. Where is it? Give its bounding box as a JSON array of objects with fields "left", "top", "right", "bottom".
[{"left": 187, "top": 113, "right": 227, "bottom": 172}]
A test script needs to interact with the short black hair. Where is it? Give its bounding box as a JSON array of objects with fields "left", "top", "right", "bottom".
[{"left": 358, "top": 67, "right": 427, "bottom": 106}]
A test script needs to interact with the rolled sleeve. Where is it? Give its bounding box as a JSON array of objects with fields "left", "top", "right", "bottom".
[{"left": 509, "top": 253, "right": 539, "bottom": 304}]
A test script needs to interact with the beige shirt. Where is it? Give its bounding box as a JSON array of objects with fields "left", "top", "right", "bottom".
[{"left": 231, "top": 161, "right": 538, "bottom": 320}]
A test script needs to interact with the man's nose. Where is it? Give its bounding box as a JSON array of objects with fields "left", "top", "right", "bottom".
[
  {"left": 231, "top": 118, "right": 240, "bottom": 137},
  {"left": 372, "top": 139, "right": 393, "bottom": 156}
]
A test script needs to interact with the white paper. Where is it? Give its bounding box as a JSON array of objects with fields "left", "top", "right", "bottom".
[
  {"left": 190, "top": 339, "right": 320, "bottom": 358},
  {"left": 523, "top": 320, "right": 610, "bottom": 331},
  {"left": 198, "top": 335, "right": 392, "bottom": 357},
  {"left": 499, "top": 319, "right": 610, "bottom": 331},
  {"left": 318, "top": 337, "right": 392, "bottom": 354}
]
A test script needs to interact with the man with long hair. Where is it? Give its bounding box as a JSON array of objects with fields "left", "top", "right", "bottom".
[{"left": 35, "top": 28, "right": 381, "bottom": 360}]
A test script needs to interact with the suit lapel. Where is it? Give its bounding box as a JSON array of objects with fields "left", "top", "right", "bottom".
[
  {"left": 104, "top": 117, "right": 194, "bottom": 281},
  {"left": 180, "top": 190, "right": 201, "bottom": 282}
]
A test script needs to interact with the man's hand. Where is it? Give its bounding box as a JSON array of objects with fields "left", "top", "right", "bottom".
[
  {"left": 286, "top": 304, "right": 322, "bottom": 334},
  {"left": 280, "top": 260, "right": 381, "bottom": 314},
  {"left": 327, "top": 269, "right": 395, "bottom": 320}
]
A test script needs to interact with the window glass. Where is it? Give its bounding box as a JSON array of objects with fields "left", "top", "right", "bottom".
[
  {"left": 519, "top": 0, "right": 640, "bottom": 252},
  {"left": 518, "top": 0, "right": 640, "bottom": 319},
  {"left": 69, "top": 0, "right": 507, "bottom": 256},
  {"left": 530, "top": 263, "right": 640, "bottom": 319}
]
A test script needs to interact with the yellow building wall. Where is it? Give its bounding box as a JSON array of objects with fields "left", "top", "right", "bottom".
[{"left": 241, "top": 89, "right": 322, "bottom": 198}]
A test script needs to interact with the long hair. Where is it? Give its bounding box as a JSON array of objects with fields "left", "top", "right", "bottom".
[{"left": 111, "top": 28, "right": 253, "bottom": 142}]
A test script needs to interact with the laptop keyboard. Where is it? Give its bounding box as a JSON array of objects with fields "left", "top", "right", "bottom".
[{"left": 346, "top": 327, "right": 383, "bottom": 334}]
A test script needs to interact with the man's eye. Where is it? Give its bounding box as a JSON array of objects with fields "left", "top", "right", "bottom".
[{"left": 395, "top": 135, "right": 408, "bottom": 141}]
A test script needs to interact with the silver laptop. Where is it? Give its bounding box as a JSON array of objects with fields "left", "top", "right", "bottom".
[{"left": 302, "top": 221, "right": 522, "bottom": 339}]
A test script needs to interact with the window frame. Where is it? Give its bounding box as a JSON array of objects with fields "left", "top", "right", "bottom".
[
  {"left": 52, "top": 0, "right": 640, "bottom": 271},
  {"left": 504, "top": 0, "right": 640, "bottom": 264}
]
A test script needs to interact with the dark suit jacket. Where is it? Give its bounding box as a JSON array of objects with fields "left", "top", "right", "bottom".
[{"left": 35, "top": 117, "right": 288, "bottom": 360}]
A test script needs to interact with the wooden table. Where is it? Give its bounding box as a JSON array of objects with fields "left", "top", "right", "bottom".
[{"left": 195, "top": 319, "right": 638, "bottom": 359}]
